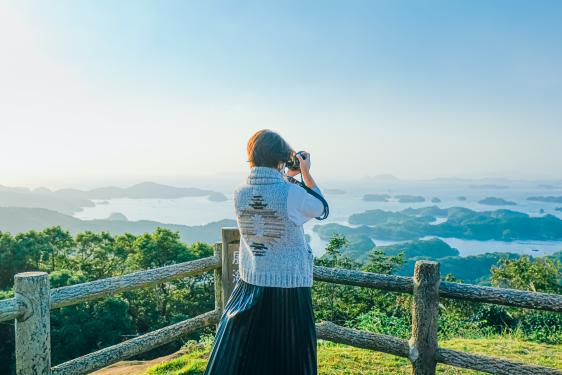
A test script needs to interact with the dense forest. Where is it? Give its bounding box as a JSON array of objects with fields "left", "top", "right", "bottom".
[{"left": 0, "top": 227, "right": 560, "bottom": 374}]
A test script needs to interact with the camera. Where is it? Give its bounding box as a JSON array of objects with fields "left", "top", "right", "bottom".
[{"left": 285, "top": 151, "right": 307, "bottom": 170}]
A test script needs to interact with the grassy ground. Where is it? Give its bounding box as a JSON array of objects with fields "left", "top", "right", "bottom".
[{"left": 143, "top": 336, "right": 562, "bottom": 375}]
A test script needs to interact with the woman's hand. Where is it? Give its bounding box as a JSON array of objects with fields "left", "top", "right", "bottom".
[
  {"left": 296, "top": 151, "right": 311, "bottom": 174},
  {"left": 284, "top": 151, "right": 311, "bottom": 177},
  {"left": 285, "top": 151, "right": 318, "bottom": 189}
]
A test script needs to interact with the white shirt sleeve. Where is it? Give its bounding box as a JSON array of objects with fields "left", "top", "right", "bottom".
[{"left": 287, "top": 183, "right": 326, "bottom": 225}]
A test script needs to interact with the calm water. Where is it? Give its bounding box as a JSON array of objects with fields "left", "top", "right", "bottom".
[{"left": 74, "top": 183, "right": 562, "bottom": 258}]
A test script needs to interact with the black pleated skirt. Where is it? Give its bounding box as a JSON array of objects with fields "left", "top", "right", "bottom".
[{"left": 204, "top": 278, "right": 318, "bottom": 375}]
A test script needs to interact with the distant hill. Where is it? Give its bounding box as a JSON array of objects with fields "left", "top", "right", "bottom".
[
  {"left": 0, "top": 207, "right": 235, "bottom": 244},
  {"left": 86, "top": 182, "right": 220, "bottom": 199},
  {"left": 377, "top": 238, "right": 459, "bottom": 259},
  {"left": 0, "top": 189, "right": 94, "bottom": 215},
  {"left": 0, "top": 182, "right": 228, "bottom": 215},
  {"left": 397, "top": 252, "right": 521, "bottom": 284},
  {"left": 318, "top": 235, "right": 559, "bottom": 284},
  {"left": 107, "top": 212, "right": 128, "bottom": 221}
]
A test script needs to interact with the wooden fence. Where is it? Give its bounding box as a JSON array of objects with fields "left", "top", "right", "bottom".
[{"left": 0, "top": 227, "right": 561, "bottom": 374}]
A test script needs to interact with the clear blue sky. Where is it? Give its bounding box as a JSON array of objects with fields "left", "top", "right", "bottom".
[{"left": 1, "top": 0, "right": 561, "bottom": 187}]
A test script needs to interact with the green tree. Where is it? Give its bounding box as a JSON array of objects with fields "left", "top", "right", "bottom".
[
  {"left": 40, "top": 226, "right": 75, "bottom": 272},
  {"left": 131, "top": 228, "right": 193, "bottom": 269},
  {"left": 313, "top": 234, "right": 406, "bottom": 327},
  {"left": 74, "top": 231, "right": 127, "bottom": 280},
  {"left": 491, "top": 255, "right": 561, "bottom": 293}
]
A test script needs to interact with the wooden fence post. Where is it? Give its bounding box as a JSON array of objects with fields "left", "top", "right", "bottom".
[
  {"left": 409, "top": 261, "right": 440, "bottom": 375},
  {"left": 221, "top": 227, "right": 240, "bottom": 311},
  {"left": 14, "top": 271, "right": 51, "bottom": 375}
]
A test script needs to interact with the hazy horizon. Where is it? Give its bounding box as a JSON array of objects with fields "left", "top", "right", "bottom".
[
  {"left": 2, "top": 1, "right": 561, "bottom": 188},
  {"left": 3, "top": 171, "right": 562, "bottom": 192}
]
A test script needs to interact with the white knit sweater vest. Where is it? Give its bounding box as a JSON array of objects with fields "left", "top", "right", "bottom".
[{"left": 234, "top": 166, "right": 314, "bottom": 288}]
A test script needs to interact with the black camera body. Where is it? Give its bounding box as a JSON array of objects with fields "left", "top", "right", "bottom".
[{"left": 285, "top": 151, "right": 306, "bottom": 170}]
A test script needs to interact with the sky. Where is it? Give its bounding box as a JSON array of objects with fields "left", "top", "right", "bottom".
[{"left": 1, "top": 0, "right": 561, "bottom": 189}]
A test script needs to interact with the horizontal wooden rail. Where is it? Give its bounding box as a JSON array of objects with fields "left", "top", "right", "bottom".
[
  {"left": 436, "top": 347, "right": 562, "bottom": 375},
  {"left": 316, "top": 320, "right": 409, "bottom": 358},
  {"left": 314, "top": 265, "right": 413, "bottom": 292},
  {"left": 313, "top": 266, "right": 562, "bottom": 312},
  {"left": 1, "top": 256, "right": 221, "bottom": 324},
  {"left": 45, "top": 259, "right": 553, "bottom": 317},
  {"left": 0, "top": 296, "right": 26, "bottom": 323},
  {"left": 51, "top": 255, "right": 220, "bottom": 309},
  {"left": 4, "top": 259, "right": 557, "bottom": 324},
  {"left": 439, "top": 281, "right": 562, "bottom": 312},
  {"left": 51, "top": 309, "right": 221, "bottom": 375},
  {"left": 316, "top": 321, "right": 562, "bottom": 375}
]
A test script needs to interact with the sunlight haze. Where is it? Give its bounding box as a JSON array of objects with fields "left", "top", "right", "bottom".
[{"left": 1, "top": 1, "right": 561, "bottom": 188}]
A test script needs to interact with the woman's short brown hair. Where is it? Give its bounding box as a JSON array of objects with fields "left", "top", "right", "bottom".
[{"left": 247, "top": 129, "right": 294, "bottom": 168}]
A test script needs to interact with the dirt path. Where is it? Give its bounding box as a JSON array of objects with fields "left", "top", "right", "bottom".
[{"left": 89, "top": 348, "right": 190, "bottom": 375}]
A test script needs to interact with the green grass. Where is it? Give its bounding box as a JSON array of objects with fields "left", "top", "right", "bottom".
[{"left": 145, "top": 336, "right": 562, "bottom": 375}]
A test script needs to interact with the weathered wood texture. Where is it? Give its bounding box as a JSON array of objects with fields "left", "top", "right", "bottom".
[
  {"left": 313, "top": 266, "right": 562, "bottom": 312},
  {"left": 213, "top": 242, "right": 223, "bottom": 329},
  {"left": 221, "top": 227, "right": 239, "bottom": 311},
  {"left": 14, "top": 272, "right": 51, "bottom": 375},
  {"left": 0, "top": 296, "right": 26, "bottom": 323},
  {"left": 314, "top": 265, "right": 413, "bottom": 293},
  {"left": 51, "top": 309, "right": 220, "bottom": 375},
  {"left": 439, "top": 280, "right": 562, "bottom": 312},
  {"left": 317, "top": 320, "right": 562, "bottom": 375},
  {"left": 409, "top": 261, "right": 440, "bottom": 374},
  {"left": 316, "top": 321, "right": 410, "bottom": 358},
  {"left": 50, "top": 255, "right": 220, "bottom": 309},
  {"left": 436, "top": 347, "right": 562, "bottom": 375}
]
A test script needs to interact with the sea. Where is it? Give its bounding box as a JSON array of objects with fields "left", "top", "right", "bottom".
[{"left": 74, "top": 180, "right": 562, "bottom": 258}]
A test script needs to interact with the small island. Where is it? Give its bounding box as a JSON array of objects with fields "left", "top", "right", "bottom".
[
  {"left": 394, "top": 195, "right": 425, "bottom": 203},
  {"left": 431, "top": 197, "right": 441, "bottom": 203},
  {"left": 362, "top": 194, "right": 391, "bottom": 202},
  {"left": 458, "top": 196, "right": 467, "bottom": 201},
  {"left": 324, "top": 188, "right": 346, "bottom": 195},
  {"left": 0, "top": 181, "right": 230, "bottom": 215},
  {"left": 528, "top": 196, "right": 562, "bottom": 203},
  {"left": 314, "top": 205, "right": 562, "bottom": 242},
  {"left": 478, "top": 197, "right": 516, "bottom": 206}
]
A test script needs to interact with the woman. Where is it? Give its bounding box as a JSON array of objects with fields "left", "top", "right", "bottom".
[{"left": 204, "top": 129, "right": 326, "bottom": 375}]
